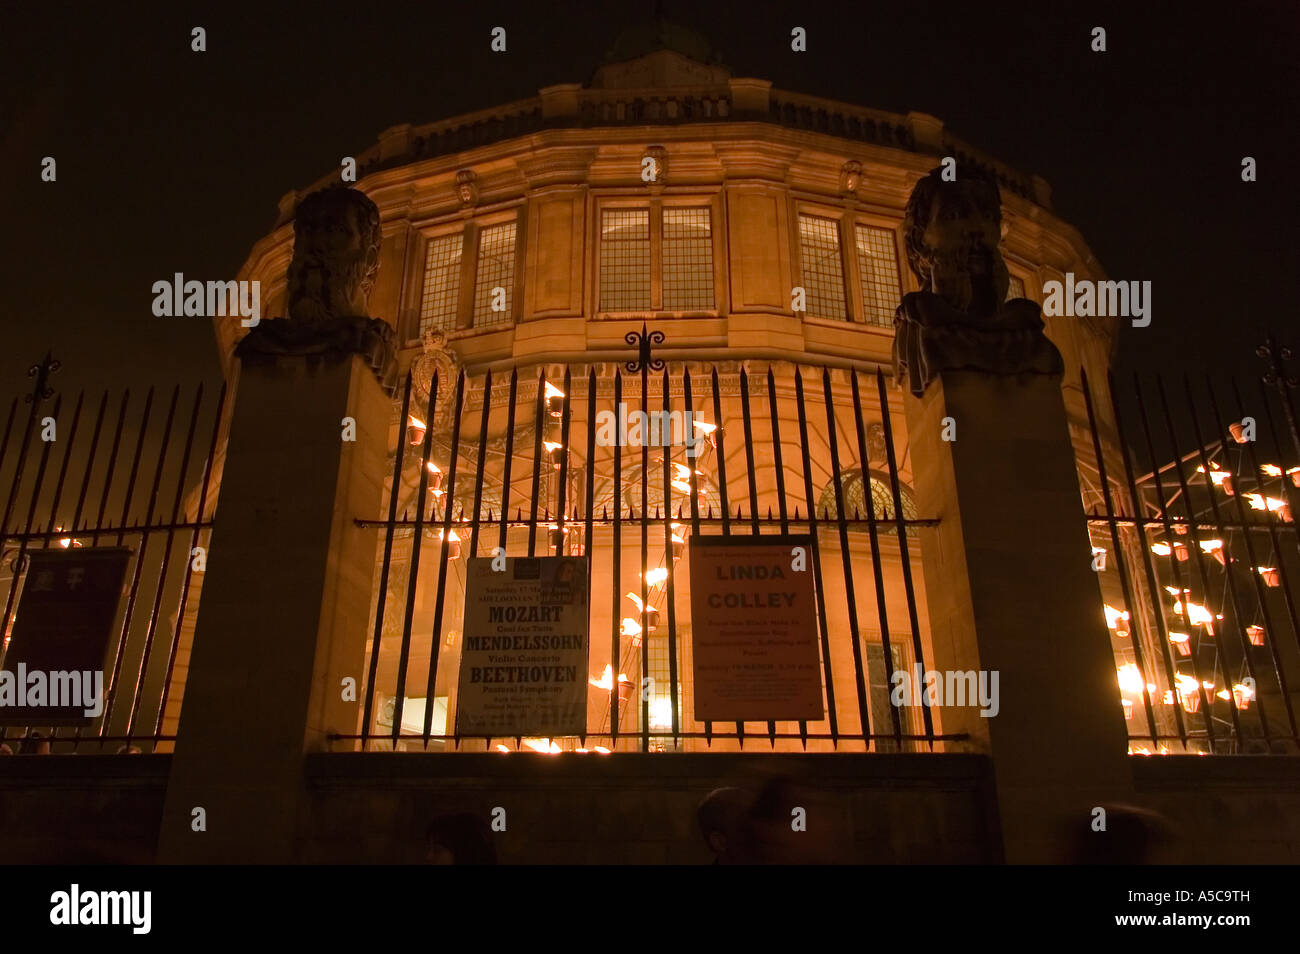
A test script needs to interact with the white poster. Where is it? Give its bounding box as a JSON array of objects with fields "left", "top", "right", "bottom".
[{"left": 455, "top": 555, "right": 589, "bottom": 737}]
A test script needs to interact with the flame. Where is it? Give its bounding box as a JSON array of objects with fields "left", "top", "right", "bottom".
[
  {"left": 649, "top": 697, "right": 674, "bottom": 729},
  {"left": 522, "top": 738, "right": 562, "bottom": 754},
  {"left": 1198, "top": 539, "right": 1223, "bottom": 553},
  {"left": 408, "top": 415, "right": 426, "bottom": 430},
  {"left": 1174, "top": 600, "right": 1215, "bottom": 627},
  {"left": 1151, "top": 542, "right": 1172, "bottom": 556},
  {"left": 589, "top": 664, "right": 630, "bottom": 690},
  {"left": 1261, "top": 464, "right": 1283, "bottom": 477},
  {"left": 644, "top": 567, "right": 669, "bottom": 586},
  {"left": 1196, "top": 464, "right": 1230, "bottom": 486},
  {"left": 693, "top": 420, "right": 717, "bottom": 435},
  {"left": 620, "top": 617, "right": 642, "bottom": 638},
  {"left": 543, "top": 440, "right": 563, "bottom": 453},
  {"left": 544, "top": 382, "right": 565, "bottom": 399},
  {"left": 1103, "top": 605, "right": 1129, "bottom": 629},
  {"left": 1116, "top": 663, "right": 1145, "bottom": 693},
  {"left": 1244, "top": 492, "right": 1287, "bottom": 513}
]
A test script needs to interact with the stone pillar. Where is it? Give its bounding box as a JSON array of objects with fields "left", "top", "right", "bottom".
[
  {"left": 906, "top": 369, "right": 1133, "bottom": 862},
  {"left": 157, "top": 350, "right": 391, "bottom": 862}
]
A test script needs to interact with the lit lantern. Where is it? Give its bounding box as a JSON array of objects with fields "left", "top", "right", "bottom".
[
  {"left": 1116, "top": 663, "right": 1144, "bottom": 694},
  {"left": 1291, "top": 467, "right": 1300, "bottom": 488},
  {"left": 544, "top": 381, "right": 565, "bottom": 419},
  {"left": 1175, "top": 674, "right": 1200, "bottom": 712},
  {"left": 426, "top": 460, "right": 443, "bottom": 493},
  {"left": 1246, "top": 624, "right": 1266, "bottom": 646},
  {"left": 543, "top": 440, "right": 564, "bottom": 470},
  {"left": 438, "top": 528, "right": 461, "bottom": 559},
  {"left": 626, "top": 592, "right": 660, "bottom": 632},
  {"left": 1103, "top": 604, "right": 1130, "bottom": 636},
  {"left": 1257, "top": 566, "right": 1280, "bottom": 588},
  {"left": 1229, "top": 421, "right": 1250, "bottom": 444},
  {"left": 407, "top": 415, "right": 427, "bottom": 445},
  {"left": 1121, "top": 699, "right": 1134, "bottom": 720},
  {"left": 1168, "top": 632, "right": 1192, "bottom": 657},
  {"left": 1199, "top": 539, "right": 1226, "bottom": 566},
  {"left": 1233, "top": 683, "right": 1255, "bottom": 709},
  {"left": 1173, "top": 542, "right": 1190, "bottom": 562},
  {"left": 620, "top": 617, "right": 643, "bottom": 645},
  {"left": 693, "top": 419, "right": 718, "bottom": 439},
  {"left": 1196, "top": 464, "right": 1232, "bottom": 491}
]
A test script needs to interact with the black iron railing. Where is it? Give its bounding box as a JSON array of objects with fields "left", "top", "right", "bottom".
[
  {"left": 346, "top": 347, "right": 946, "bottom": 753},
  {"left": 1081, "top": 350, "right": 1300, "bottom": 755},
  {"left": 0, "top": 356, "right": 226, "bottom": 753}
]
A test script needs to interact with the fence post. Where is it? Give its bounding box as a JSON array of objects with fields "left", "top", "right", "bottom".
[
  {"left": 895, "top": 168, "right": 1132, "bottom": 862},
  {"left": 158, "top": 189, "right": 396, "bottom": 862}
]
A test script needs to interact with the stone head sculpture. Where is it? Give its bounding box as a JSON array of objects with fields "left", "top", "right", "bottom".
[
  {"left": 903, "top": 167, "right": 1009, "bottom": 320},
  {"left": 287, "top": 187, "right": 382, "bottom": 322}
]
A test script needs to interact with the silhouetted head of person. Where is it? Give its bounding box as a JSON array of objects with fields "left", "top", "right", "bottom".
[
  {"left": 697, "top": 787, "right": 754, "bottom": 863},
  {"left": 19, "top": 732, "right": 50, "bottom": 755},
  {"left": 746, "top": 777, "right": 820, "bottom": 864},
  {"left": 1067, "top": 804, "right": 1175, "bottom": 864},
  {"left": 425, "top": 812, "right": 496, "bottom": 865}
]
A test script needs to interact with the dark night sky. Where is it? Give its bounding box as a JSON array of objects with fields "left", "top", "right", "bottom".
[{"left": 1, "top": 0, "right": 1296, "bottom": 405}]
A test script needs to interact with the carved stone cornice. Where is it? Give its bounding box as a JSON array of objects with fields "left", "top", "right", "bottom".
[
  {"left": 712, "top": 141, "right": 800, "bottom": 181},
  {"left": 514, "top": 146, "right": 598, "bottom": 189}
]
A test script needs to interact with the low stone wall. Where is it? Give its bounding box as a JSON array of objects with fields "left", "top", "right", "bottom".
[
  {"left": 299, "top": 752, "right": 1000, "bottom": 864},
  {"left": 0, "top": 755, "right": 168, "bottom": 864},
  {"left": 2, "top": 753, "right": 1296, "bottom": 863},
  {"left": 1131, "top": 756, "right": 1300, "bottom": 864}
]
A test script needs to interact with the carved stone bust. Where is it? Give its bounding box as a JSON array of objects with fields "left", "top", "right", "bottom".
[
  {"left": 287, "top": 187, "right": 382, "bottom": 322},
  {"left": 893, "top": 167, "right": 1062, "bottom": 395},
  {"left": 237, "top": 187, "right": 396, "bottom": 390}
]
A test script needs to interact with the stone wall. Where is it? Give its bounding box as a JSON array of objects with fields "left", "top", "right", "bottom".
[
  {"left": 4, "top": 753, "right": 1297, "bottom": 864},
  {"left": 299, "top": 752, "right": 999, "bottom": 864}
]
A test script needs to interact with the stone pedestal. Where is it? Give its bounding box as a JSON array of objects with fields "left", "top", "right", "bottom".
[
  {"left": 157, "top": 352, "right": 390, "bottom": 863},
  {"left": 906, "top": 370, "right": 1133, "bottom": 863}
]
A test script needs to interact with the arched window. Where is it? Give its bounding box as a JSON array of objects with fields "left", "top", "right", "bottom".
[{"left": 817, "top": 468, "right": 919, "bottom": 535}]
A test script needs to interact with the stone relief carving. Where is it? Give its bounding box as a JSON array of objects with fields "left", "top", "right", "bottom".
[
  {"left": 892, "top": 167, "right": 1063, "bottom": 396},
  {"left": 410, "top": 330, "right": 461, "bottom": 428},
  {"left": 456, "top": 169, "right": 479, "bottom": 208}
]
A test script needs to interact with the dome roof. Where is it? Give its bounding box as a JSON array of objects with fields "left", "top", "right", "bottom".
[
  {"left": 588, "top": 17, "right": 730, "bottom": 89},
  {"left": 604, "top": 17, "right": 721, "bottom": 66}
]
